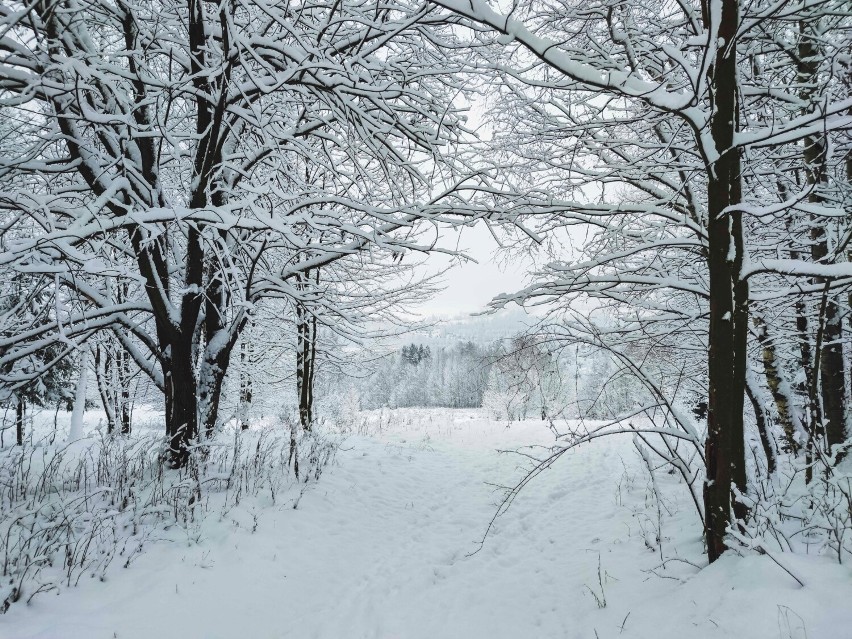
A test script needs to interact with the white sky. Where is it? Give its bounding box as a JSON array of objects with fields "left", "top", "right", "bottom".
[{"left": 408, "top": 223, "right": 532, "bottom": 318}]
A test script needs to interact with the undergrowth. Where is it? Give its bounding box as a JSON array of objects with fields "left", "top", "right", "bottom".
[{"left": 0, "top": 425, "right": 337, "bottom": 612}]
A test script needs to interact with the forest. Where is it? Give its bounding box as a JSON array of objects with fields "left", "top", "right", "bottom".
[{"left": 0, "top": 0, "right": 851, "bottom": 636}]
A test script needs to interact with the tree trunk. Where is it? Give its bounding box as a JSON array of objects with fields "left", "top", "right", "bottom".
[
  {"left": 68, "top": 349, "right": 89, "bottom": 441},
  {"left": 797, "top": 307, "right": 819, "bottom": 429},
  {"left": 752, "top": 315, "right": 799, "bottom": 452},
  {"left": 296, "top": 271, "right": 317, "bottom": 433},
  {"left": 703, "top": 0, "right": 747, "bottom": 563},
  {"left": 746, "top": 374, "right": 777, "bottom": 475},
  {"left": 15, "top": 396, "right": 24, "bottom": 446},
  {"left": 732, "top": 216, "right": 749, "bottom": 528},
  {"left": 786, "top": 214, "right": 821, "bottom": 478},
  {"left": 94, "top": 344, "right": 117, "bottom": 434},
  {"left": 239, "top": 337, "right": 252, "bottom": 431},
  {"left": 296, "top": 307, "right": 314, "bottom": 433},
  {"left": 812, "top": 283, "right": 845, "bottom": 457},
  {"left": 847, "top": 153, "right": 852, "bottom": 432},
  {"left": 289, "top": 417, "right": 299, "bottom": 480},
  {"left": 119, "top": 348, "right": 132, "bottom": 435},
  {"left": 111, "top": 283, "right": 132, "bottom": 435},
  {"left": 166, "top": 338, "right": 198, "bottom": 468},
  {"left": 199, "top": 273, "right": 233, "bottom": 441},
  {"left": 200, "top": 346, "right": 230, "bottom": 441},
  {"left": 799, "top": 20, "right": 846, "bottom": 460},
  {"left": 162, "top": 0, "right": 214, "bottom": 466},
  {"left": 306, "top": 312, "right": 318, "bottom": 425},
  {"left": 796, "top": 297, "right": 822, "bottom": 484},
  {"left": 163, "top": 304, "right": 239, "bottom": 465}
]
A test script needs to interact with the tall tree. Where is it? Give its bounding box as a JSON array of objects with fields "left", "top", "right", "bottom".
[
  {"left": 0, "top": 0, "right": 486, "bottom": 465},
  {"left": 431, "top": 0, "right": 852, "bottom": 561}
]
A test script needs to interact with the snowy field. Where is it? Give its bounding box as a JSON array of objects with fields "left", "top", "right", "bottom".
[{"left": 3, "top": 408, "right": 851, "bottom": 639}]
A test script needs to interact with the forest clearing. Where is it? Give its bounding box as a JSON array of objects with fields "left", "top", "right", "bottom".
[
  {"left": 2, "top": 0, "right": 852, "bottom": 636},
  {"left": 5, "top": 408, "right": 850, "bottom": 639}
]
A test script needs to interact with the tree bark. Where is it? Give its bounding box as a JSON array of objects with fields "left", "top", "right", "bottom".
[
  {"left": 752, "top": 315, "right": 799, "bottom": 453},
  {"left": 239, "top": 337, "right": 252, "bottom": 431},
  {"left": 94, "top": 344, "right": 117, "bottom": 434},
  {"left": 15, "top": 396, "right": 24, "bottom": 446},
  {"left": 799, "top": 20, "right": 846, "bottom": 460},
  {"left": 199, "top": 271, "right": 234, "bottom": 440},
  {"left": 166, "top": 338, "right": 198, "bottom": 468},
  {"left": 119, "top": 348, "right": 132, "bottom": 435},
  {"left": 746, "top": 374, "right": 777, "bottom": 475},
  {"left": 703, "top": 0, "right": 747, "bottom": 563},
  {"left": 296, "top": 304, "right": 315, "bottom": 433},
  {"left": 847, "top": 152, "right": 852, "bottom": 432},
  {"left": 785, "top": 213, "right": 822, "bottom": 477},
  {"left": 296, "top": 270, "right": 318, "bottom": 433},
  {"left": 115, "top": 284, "right": 132, "bottom": 435}
]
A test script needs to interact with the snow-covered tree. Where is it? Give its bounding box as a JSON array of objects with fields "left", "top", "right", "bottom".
[
  {"left": 0, "top": 0, "right": 489, "bottom": 465},
  {"left": 433, "top": 0, "right": 852, "bottom": 561}
]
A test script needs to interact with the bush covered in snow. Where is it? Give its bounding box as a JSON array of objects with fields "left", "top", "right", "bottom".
[{"left": 0, "top": 424, "right": 337, "bottom": 612}]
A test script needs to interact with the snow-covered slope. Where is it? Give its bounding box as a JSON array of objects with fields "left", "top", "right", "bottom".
[{"left": 4, "top": 410, "right": 849, "bottom": 639}]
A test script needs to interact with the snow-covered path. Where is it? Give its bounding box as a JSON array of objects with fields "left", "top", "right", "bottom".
[{"left": 4, "top": 411, "right": 851, "bottom": 639}]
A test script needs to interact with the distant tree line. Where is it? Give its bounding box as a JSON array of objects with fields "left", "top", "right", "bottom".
[
  {"left": 355, "top": 336, "right": 630, "bottom": 422},
  {"left": 360, "top": 341, "right": 493, "bottom": 410}
]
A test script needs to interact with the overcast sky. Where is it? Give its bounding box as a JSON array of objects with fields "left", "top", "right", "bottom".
[{"left": 409, "top": 223, "right": 532, "bottom": 318}]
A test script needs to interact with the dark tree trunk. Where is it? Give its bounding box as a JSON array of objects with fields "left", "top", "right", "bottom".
[
  {"left": 289, "top": 417, "right": 299, "bottom": 479},
  {"left": 786, "top": 216, "right": 821, "bottom": 477},
  {"left": 15, "top": 396, "right": 24, "bottom": 446},
  {"left": 307, "top": 312, "right": 317, "bottom": 423},
  {"left": 799, "top": 20, "right": 846, "bottom": 461},
  {"left": 795, "top": 298, "right": 822, "bottom": 484},
  {"left": 162, "top": 285, "right": 239, "bottom": 464},
  {"left": 812, "top": 284, "right": 845, "bottom": 458},
  {"left": 115, "top": 285, "right": 132, "bottom": 435},
  {"left": 703, "top": 0, "right": 747, "bottom": 563},
  {"left": 732, "top": 214, "right": 749, "bottom": 527},
  {"left": 166, "top": 338, "right": 199, "bottom": 468},
  {"left": 296, "top": 304, "right": 315, "bottom": 433},
  {"left": 239, "top": 337, "right": 252, "bottom": 431},
  {"left": 746, "top": 378, "right": 777, "bottom": 475},
  {"left": 296, "top": 270, "right": 318, "bottom": 433},
  {"left": 94, "top": 344, "right": 117, "bottom": 434},
  {"left": 200, "top": 272, "right": 232, "bottom": 440},
  {"left": 119, "top": 348, "right": 132, "bottom": 435},
  {"left": 160, "top": 0, "right": 213, "bottom": 468},
  {"left": 200, "top": 357, "right": 228, "bottom": 440},
  {"left": 847, "top": 154, "right": 852, "bottom": 429}
]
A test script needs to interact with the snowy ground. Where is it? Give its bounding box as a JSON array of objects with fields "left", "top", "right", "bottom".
[{"left": 3, "top": 408, "right": 851, "bottom": 639}]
